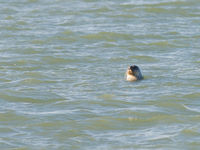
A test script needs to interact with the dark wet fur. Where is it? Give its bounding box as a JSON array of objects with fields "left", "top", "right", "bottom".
[{"left": 130, "top": 65, "right": 143, "bottom": 80}]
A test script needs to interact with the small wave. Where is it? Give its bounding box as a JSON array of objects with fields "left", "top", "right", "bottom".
[
  {"left": 1, "top": 8, "right": 18, "bottom": 14},
  {"left": 41, "top": 56, "right": 78, "bottom": 64},
  {"left": 194, "top": 61, "right": 200, "bottom": 64},
  {"left": 144, "top": 8, "right": 170, "bottom": 14},
  {"left": 147, "top": 41, "right": 172, "bottom": 46},
  {"left": 110, "top": 14, "right": 137, "bottom": 18},
  {"left": 19, "top": 78, "right": 57, "bottom": 85},
  {"left": 144, "top": 7, "right": 193, "bottom": 17},
  {"left": 128, "top": 55, "right": 158, "bottom": 63},
  {"left": 23, "top": 71, "right": 48, "bottom": 79},
  {"left": 81, "top": 32, "right": 133, "bottom": 41},
  {"left": 83, "top": 7, "right": 111, "bottom": 13},
  {"left": 0, "top": 111, "right": 29, "bottom": 122},
  {"left": 181, "top": 128, "right": 200, "bottom": 136},
  {"left": 50, "top": 36, "right": 77, "bottom": 43},
  {"left": 28, "top": 0, "right": 38, "bottom": 3},
  {"left": 0, "top": 91, "right": 65, "bottom": 104},
  {"left": 183, "top": 93, "right": 200, "bottom": 99},
  {"left": 4, "top": 15, "right": 14, "bottom": 20},
  {"left": 146, "top": 0, "right": 198, "bottom": 7},
  {"left": 120, "top": 0, "right": 187, "bottom": 7},
  {"left": 31, "top": 39, "right": 46, "bottom": 45},
  {"left": 61, "top": 30, "right": 75, "bottom": 36},
  {"left": 183, "top": 105, "right": 200, "bottom": 113},
  {"left": 19, "top": 109, "right": 75, "bottom": 116}
]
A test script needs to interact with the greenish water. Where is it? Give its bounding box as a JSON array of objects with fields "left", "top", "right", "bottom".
[{"left": 0, "top": 0, "right": 200, "bottom": 149}]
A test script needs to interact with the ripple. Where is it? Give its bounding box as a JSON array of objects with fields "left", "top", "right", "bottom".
[
  {"left": 41, "top": 56, "right": 80, "bottom": 64},
  {"left": 0, "top": 90, "right": 65, "bottom": 104},
  {"left": 19, "top": 109, "right": 75, "bottom": 116},
  {"left": 181, "top": 128, "right": 200, "bottom": 136},
  {"left": 183, "top": 105, "right": 200, "bottom": 113},
  {"left": 83, "top": 7, "right": 112, "bottom": 13},
  {"left": 143, "top": 7, "right": 191, "bottom": 17},
  {"left": 183, "top": 92, "right": 200, "bottom": 100},
  {"left": 147, "top": 41, "right": 173, "bottom": 46},
  {"left": 128, "top": 55, "right": 159, "bottom": 63},
  {"left": 1, "top": 0, "right": 200, "bottom": 149},
  {"left": 0, "top": 111, "right": 29, "bottom": 122},
  {"left": 81, "top": 32, "right": 133, "bottom": 41}
]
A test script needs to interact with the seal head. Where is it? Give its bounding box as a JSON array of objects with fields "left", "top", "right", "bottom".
[{"left": 126, "top": 65, "right": 143, "bottom": 81}]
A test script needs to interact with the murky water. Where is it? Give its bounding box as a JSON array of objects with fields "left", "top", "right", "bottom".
[{"left": 0, "top": 0, "right": 200, "bottom": 149}]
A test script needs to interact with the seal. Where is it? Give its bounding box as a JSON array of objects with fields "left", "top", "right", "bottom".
[{"left": 125, "top": 65, "right": 143, "bottom": 81}]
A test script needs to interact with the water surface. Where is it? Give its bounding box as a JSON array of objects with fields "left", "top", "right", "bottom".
[{"left": 0, "top": 0, "right": 200, "bottom": 149}]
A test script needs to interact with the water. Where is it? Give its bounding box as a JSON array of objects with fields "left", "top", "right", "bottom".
[{"left": 0, "top": 0, "right": 200, "bottom": 149}]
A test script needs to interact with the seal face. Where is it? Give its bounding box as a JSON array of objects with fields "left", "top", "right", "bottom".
[{"left": 126, "top": 65, "right": 143, "bottom": 81}]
